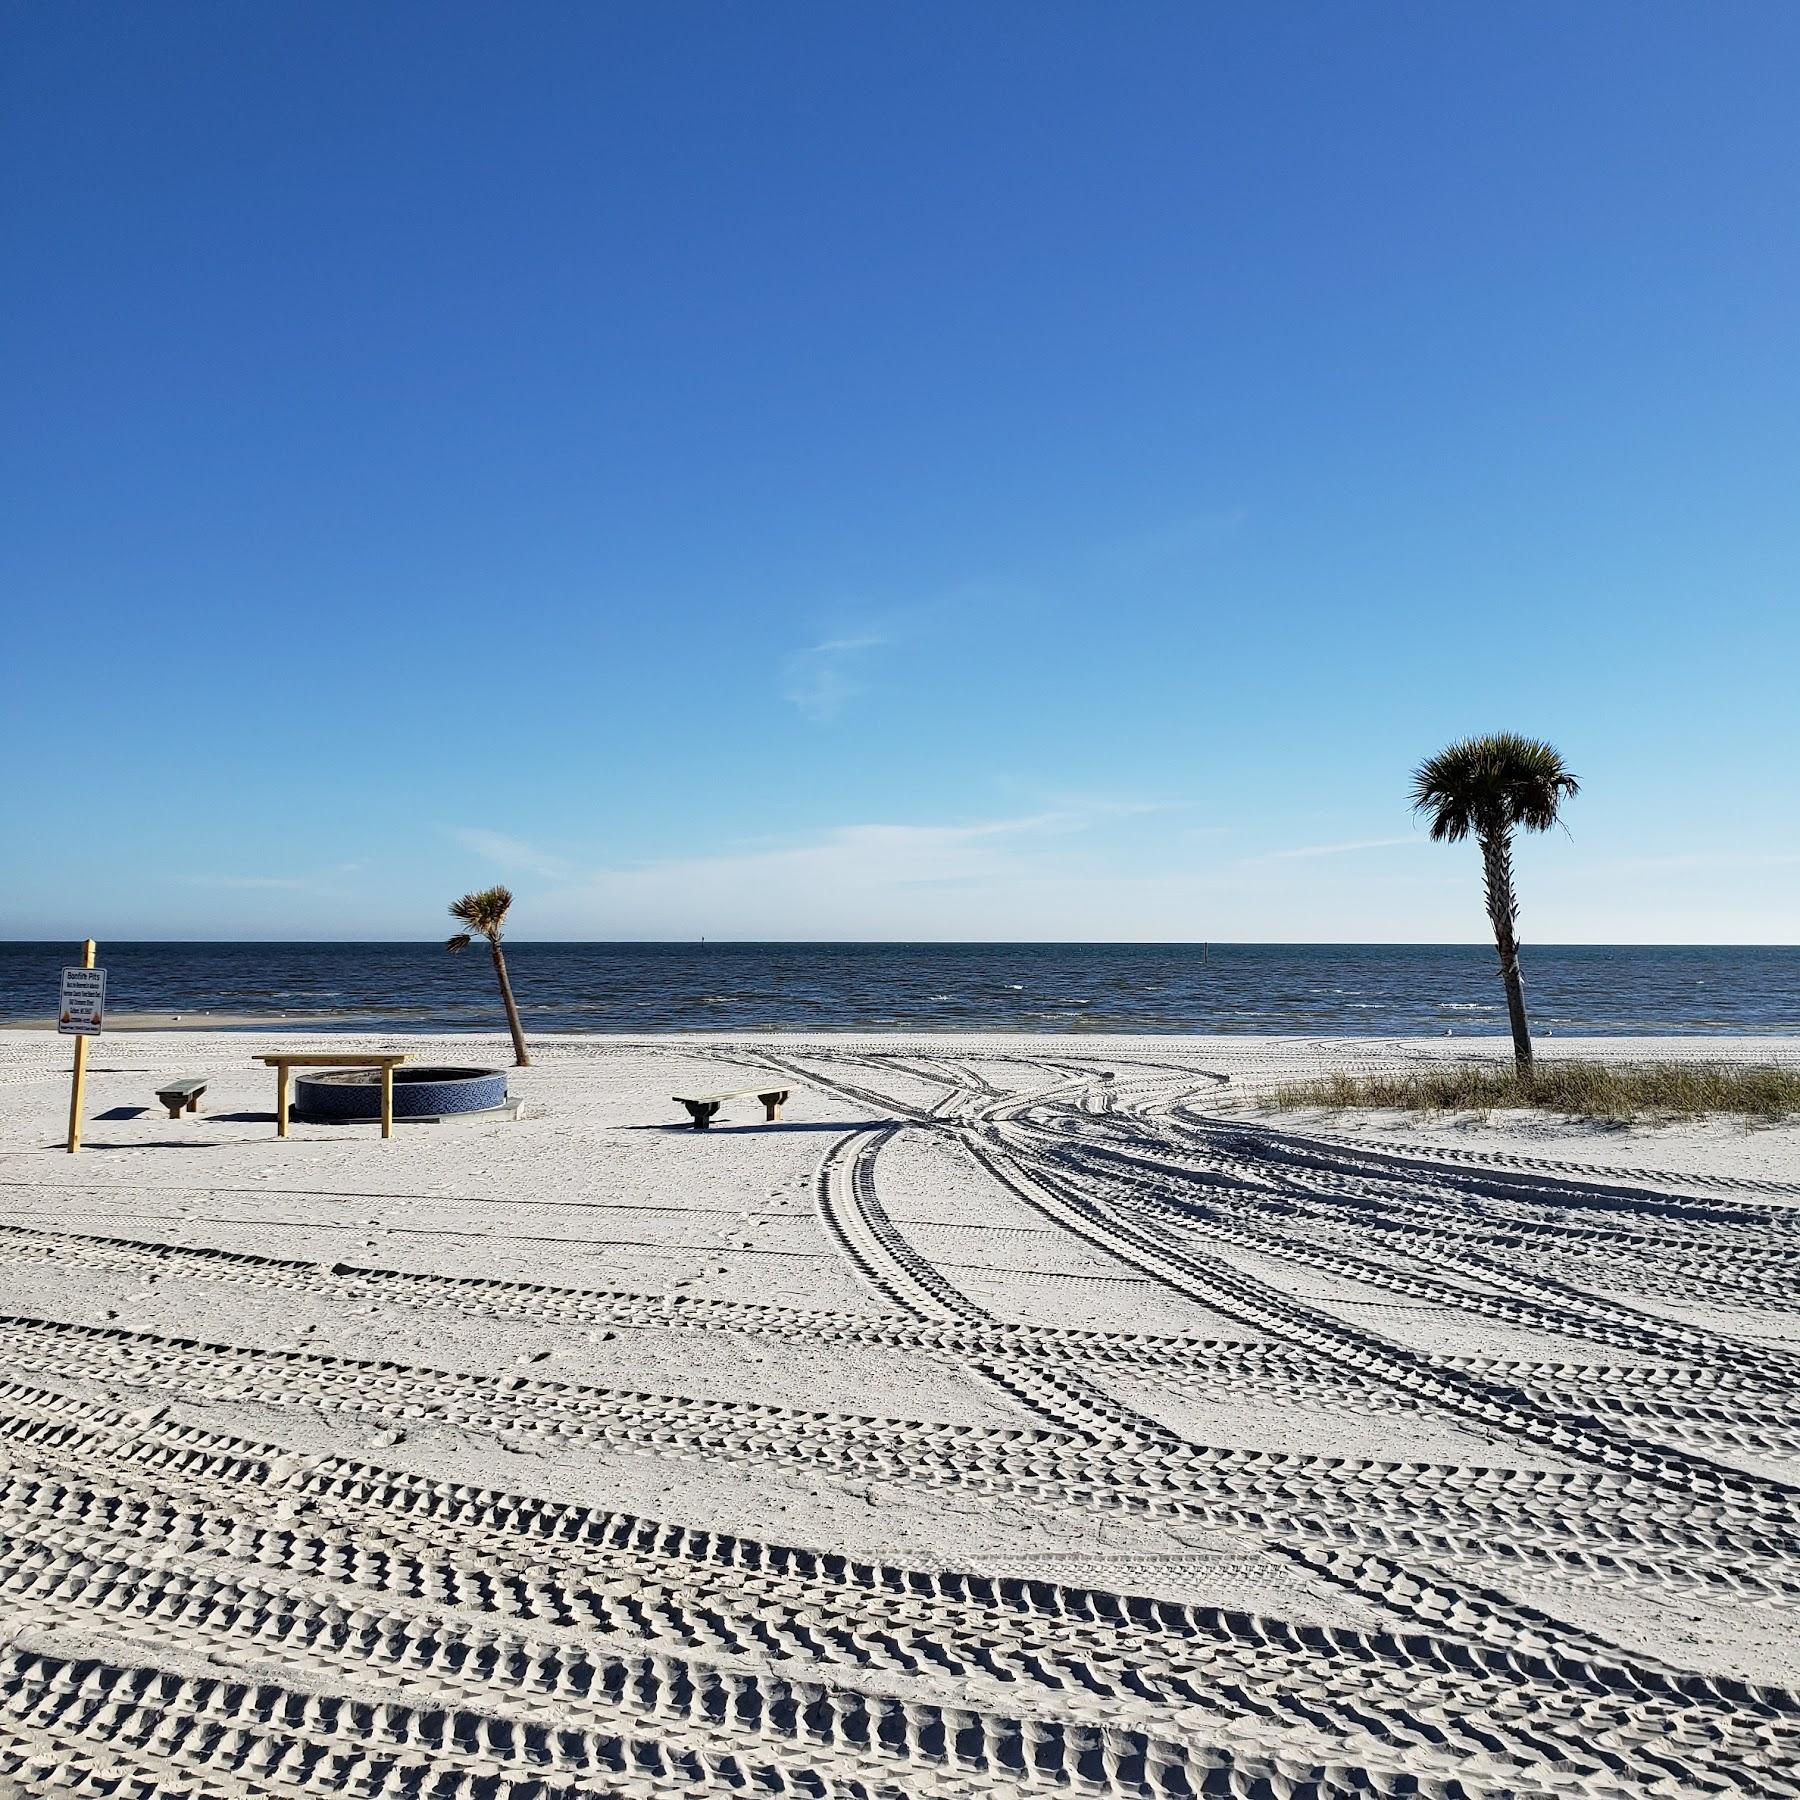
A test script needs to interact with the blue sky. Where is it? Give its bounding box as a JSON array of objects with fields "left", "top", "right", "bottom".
[{"left": 3, "top": 3, "right": 1796, "bottom": 942}]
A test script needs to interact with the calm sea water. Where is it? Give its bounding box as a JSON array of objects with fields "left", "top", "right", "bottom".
[{"left": 1, "top": 942, "right": 1796, "bottom": 1036}]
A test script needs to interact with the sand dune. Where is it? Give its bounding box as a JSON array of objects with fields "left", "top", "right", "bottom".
[{"left": 1, "top": 1030, "right": 1796, "bottom": 1797}]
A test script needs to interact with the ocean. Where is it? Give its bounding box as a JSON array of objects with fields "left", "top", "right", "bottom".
[{"left": 1, "top": 942, "right": 1796, "bottom": 1036}]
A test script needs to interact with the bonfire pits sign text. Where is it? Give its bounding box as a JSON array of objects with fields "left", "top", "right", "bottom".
[{"left": 59, "top": 966, "right": 106, "bottom": 1036}]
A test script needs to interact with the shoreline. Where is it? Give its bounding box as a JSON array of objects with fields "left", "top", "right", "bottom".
[
  {"left": 7, "top": 1011, "right": 1800, "bottom": 1040},
  {"left": 2, "top": 1010, "right": 374, "bottom": 1031}
]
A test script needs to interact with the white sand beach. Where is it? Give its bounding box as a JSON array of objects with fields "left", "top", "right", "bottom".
[{"left": 2, "top": 1028, "right": 1797, "bottom": 1796}]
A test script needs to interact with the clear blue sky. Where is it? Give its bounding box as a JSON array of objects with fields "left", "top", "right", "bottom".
[{"left": 4, "top": 3, "right": 1795, "bottom": 942}]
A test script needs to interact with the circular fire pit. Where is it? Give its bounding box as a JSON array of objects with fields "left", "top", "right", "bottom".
[{"left": 292, "top": 1065, "right": 508, "bottom": 1122}]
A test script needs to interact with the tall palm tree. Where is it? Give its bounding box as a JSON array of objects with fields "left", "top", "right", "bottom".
[
  {"left": 1411, "top": 734, "right": 1579, "bottom": 1074},
  {"left": 446, "top": 886, "right": 530, "bottom": 1067}
]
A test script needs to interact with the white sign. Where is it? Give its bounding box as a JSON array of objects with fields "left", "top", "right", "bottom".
[{"left": 59, "top": 967, "right": 106, "bottom": 1036}]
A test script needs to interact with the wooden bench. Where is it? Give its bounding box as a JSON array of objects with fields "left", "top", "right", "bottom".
[
  {"left": 255, "top": 1052, "right": 409, "bottom": 1139},
  {"left": 155, "top": 1077, "right": 208, "bottom": 1119},
  {"left": 672, "top": 1087, "right": 791, "bottom": 1129}
]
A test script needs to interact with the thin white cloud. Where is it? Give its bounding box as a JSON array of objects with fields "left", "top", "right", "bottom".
[
  {"left": 813, "top": 633, "right": 889, "bottom": 654},
  {"left": 531, "top": 809, "right": 1121, "bottom": 938},
  {"left": 507, "top": 802, "right": 1400, "bottom": 941},
  {"left": 782, "top": 631, "right": 888, "bottom": 721},
  {"left": 181, "top": 861, "right": 365, "bottom": 893},
  {"left": 1258, "top": 836, "right": 1420, "bottom": 862},
  {"left": 1092, "top": 507, "right": 1248, "bottom": 576},
  {"left": 515, "top": 804, "right": 1456, "bottom": 941},
  {"left": 1600, "top": 850, "right": 1800, "bottom": 874},
  {"left": 1033, "top": 791, "right": 1193, "bottom": 822},
  {"left": 449, "top": 827, "right": 573, "bottom": 880},
  {"left": 185, "top": 874, "right": 312, "bottom": 891}
]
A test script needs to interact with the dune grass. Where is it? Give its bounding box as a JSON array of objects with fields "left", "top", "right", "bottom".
[{"left": 1266, "top": 1061, "right": 1800, "bottom": 1122}]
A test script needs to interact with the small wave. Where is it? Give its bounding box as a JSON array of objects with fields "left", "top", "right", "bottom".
[{"left": 7, "top": 944, "right": 1791, "bottom": 1038}]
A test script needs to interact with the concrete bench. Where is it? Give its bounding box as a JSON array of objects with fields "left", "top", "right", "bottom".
[
  {"left": 155, "top": 1077, "right": 208, "bottom": 1120},
  {"left": 672, "top": 1087, "right": 791, "bottom": 1129}
]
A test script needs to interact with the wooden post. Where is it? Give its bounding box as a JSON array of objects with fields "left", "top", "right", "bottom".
[
  {"left": 380, "top": 1063, "right": 395, "bottom": 1139},
  {"left": 276, "top": 1062, "right": 291, "bottom": 1138},
  {"left": 65, "top": 938, "right": 96, "bottom": 1155}
]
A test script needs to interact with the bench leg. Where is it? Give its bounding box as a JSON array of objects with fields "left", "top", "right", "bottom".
[
  {"left": 276, "top": 1064, "right": 290, "bottom": 1138},
  {"left": 760, "top": 1090, "right": 788, "bottom": 1122},
  {"left": 186, "top": 1092, "right": 201, "bottom": 1114},
  {"left": 682, "top": 1101, "right": 720, "bottom": 1129},
  {"left": 163, "top": 1100, "right": 183, "bottom": 1121}
]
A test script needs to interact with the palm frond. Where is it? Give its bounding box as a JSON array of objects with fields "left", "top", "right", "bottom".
[
  {"left": 445, "top": 933, "right": 472, "bottom": 954},
  {"left": 447, "top": 886, "right": 514, "bottom": 940},
  {"left": 1411, "top": 734, "right": 1578, "bottom": 839}
]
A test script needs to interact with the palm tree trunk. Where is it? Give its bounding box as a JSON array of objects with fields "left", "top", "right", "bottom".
[
  {"left": 488, "top": 940, "right": 531, "bottom": 1067},
  {"left": 1478, "top": 825, "right": 1533, "bottom": 1075}
]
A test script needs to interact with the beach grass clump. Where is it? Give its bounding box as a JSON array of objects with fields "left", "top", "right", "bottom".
[{"left": 1267, "top": 1061, "right": 1800, "bottom": 1122}]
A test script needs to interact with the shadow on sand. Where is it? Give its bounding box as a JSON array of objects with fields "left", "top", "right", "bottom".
[{"left": 622, "top": 1119, "right": 891, "bottom": 1134}]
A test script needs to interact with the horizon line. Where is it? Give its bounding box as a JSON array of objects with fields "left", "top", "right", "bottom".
[{"left": 1, "top": 938, "right": 1794, "bottom": 951}]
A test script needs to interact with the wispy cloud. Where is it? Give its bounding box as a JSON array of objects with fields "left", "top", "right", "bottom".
[
  {"left": 432, "top": 804, "right": 1605, "bottom": 941},
  {"left": 188, "top": 874, "right": 312, "bottom": 891},
  {"left": 529, "top": 807, "right": 1133, "bottom": 938},
  {"left": 1092, "top": 507, "right": 1248, "bottom": 576},
  {"left": 1254, "top": 836, "right": 1419, "bottom": 862},
  {"left": 781, "top": 631, "right": 888, "bottom": 721},
  {"left": 449, "top": 827, "right": 573, "bottom": 880},
  {"left": 1600, "top": 849, "right": 1800, "bottom": 875},
  {"left": 1031, "top": 790, "right": 1193, "bottom": 822},
  {"left": 513, "top": 805, "right": 1457, "bottom": 940},
  {"left": 182, "top": 861, "right": 363, "bottom": 893}
]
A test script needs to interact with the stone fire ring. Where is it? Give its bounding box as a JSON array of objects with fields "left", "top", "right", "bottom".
[{"left": 292, "top": 1065, "right": 508, "bottom": 1122}]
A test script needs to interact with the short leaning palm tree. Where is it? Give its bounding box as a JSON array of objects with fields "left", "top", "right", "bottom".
[
  {"left": 446, "top": 886, "right": 530, "bottom": 1067},
  {"left": 1411, "top": 734, "right": 1579, "bottom": 1075}
]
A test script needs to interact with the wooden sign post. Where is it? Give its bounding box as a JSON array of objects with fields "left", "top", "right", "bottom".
[{"left": 60, "top": 939, "right": 104, "bottom": 1155}]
